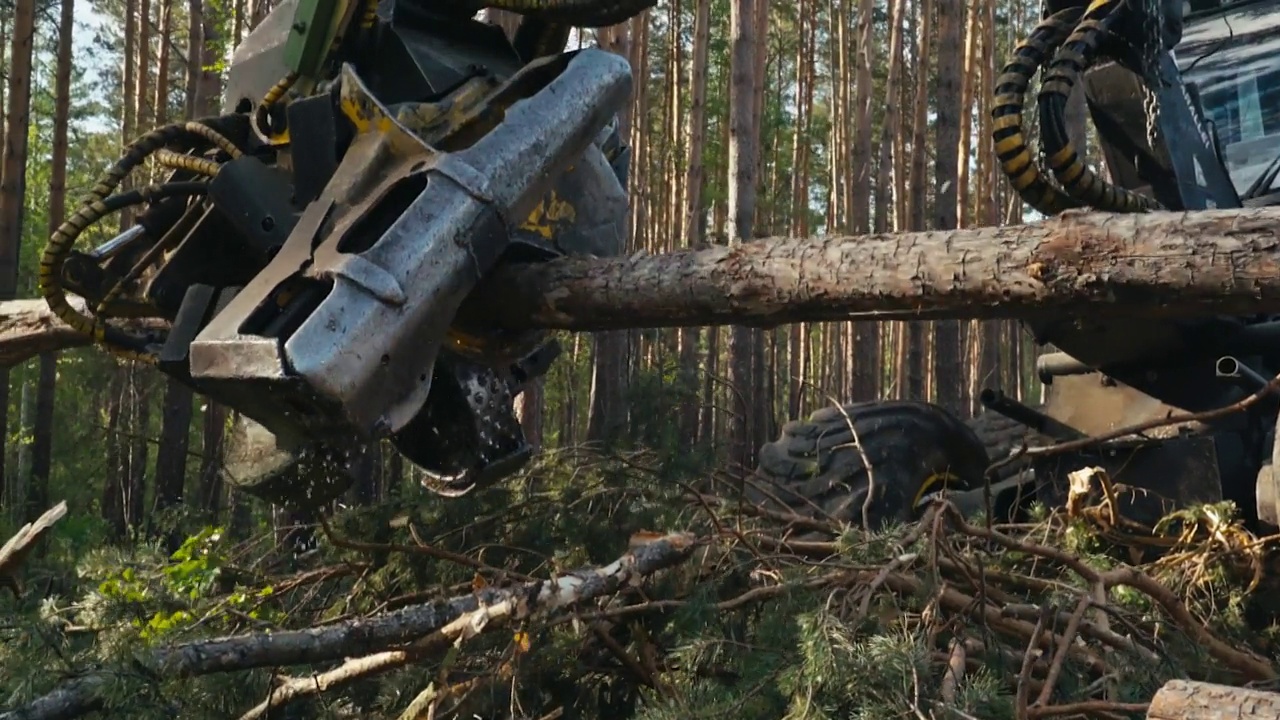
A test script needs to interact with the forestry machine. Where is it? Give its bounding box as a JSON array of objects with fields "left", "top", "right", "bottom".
[
  {"left": 753, "top": 0, "right": 1280, "bottom": 534},
  {"left": 40, "top": 0, "right": 646, "bottom": 505}
]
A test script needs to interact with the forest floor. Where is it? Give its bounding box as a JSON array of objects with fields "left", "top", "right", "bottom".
[{"left": 2, "top": 447, "right": 1280, "bottom": 720}]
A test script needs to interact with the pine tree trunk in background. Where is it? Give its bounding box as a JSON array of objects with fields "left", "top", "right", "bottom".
[
  {"left": 727, "top": 0, "right": 760, "bottom": 475},
  {"left": 136, "top": 0, "right": 152, "bottom": 139},
  {"left": 850, "top": 0, "right": 879, "bottom": 403},
  {"left": 348, "top": 442, "right": 382, "bottom": 506},
  {"left": 186, "top": 0, "right": 202, "bottom": 119},
  {"left": 197, "top": 1, "right": 221, "bottom": 112},
  {"left": 250, "top": 0, "right": 271, "bottom": 29},
  {"left": 121, "top": 0, "right": 138, "bottom": 227},
  {"left": 747, "top": 0, "right": 771, "bottom": 455},
  {"left": 905, "top": 0, "right": 931, "bottom": 400},
  {"left": 199, "top": 403, "right": 226, "bottom": 523},
  {"left": 931, "top": 0, "right": 964, "bottom": 415},
  {"left": 788, "top": 0, "right": 815, "bottom": 418},
  {"left": 977, "top": 0, "right": 1003, "bottom": 403},
  {"left": 876, "top": 0, "right": 906, "bottom": 404},
  {"left": 585, "top": 21, "right": 634, "bottom": 445},
  {"left": 678, "top": 0, "right": 711, "bottom": 443},
  {"left": 0, "top": 0, "right": 33, "bottom": 289},
  {"left": 0, "top": 0, "right": 36, "bottom": 507},
  {"left": 957, "top": 0, "right": 981, "bottom": 412},
  {"left": 26, "top": 0, "right": 76, "bottom": 524},
  {"left": 127, "top": 372, "right": 151, "bottom": 533},
  {"left": 154, "top": 0, "right": 173, "bottom": 122},
  {"left": 516, "top": 382, "right": 544, "bottom": 451},
  {"left": 102, "top": 369, "right": 127, "bottom": 539},
  {"left": 153, "top": 381, "right": 193, "bottom": 538}
]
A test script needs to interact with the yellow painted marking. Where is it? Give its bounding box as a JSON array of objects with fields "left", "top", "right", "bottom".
[{"left": 914, "top": 471, "right": 960, "bottom": 508}]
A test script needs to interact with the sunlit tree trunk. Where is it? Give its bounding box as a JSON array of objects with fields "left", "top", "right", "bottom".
[
  {"left": 678, "top": 0, "right": 711, "bottom": 443},
  {"left": 27, "top": 0, "right": 78, "bottom": 523},
  {"left": 0, "top": 0, "right": 36, "bottom": 504}
]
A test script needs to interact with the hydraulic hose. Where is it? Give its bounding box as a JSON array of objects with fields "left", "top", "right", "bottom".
[
  {"left": 252, "top": 72, "right": 299, "bottom": 143},
  {"left": 1037, "top": 0, "right": 1161, "bottom": 212},
  {"left": 992, "top": 6, "right": 1086, "bottom": 217},
  {"left": 155, "top": 149, "right": 222, "bottom": 177},
  {"left": 39, "top": 115, "right": 243, "bottom": 363},
  {"left": 40, "top": 181, "right": 211, "bottom": 364}
]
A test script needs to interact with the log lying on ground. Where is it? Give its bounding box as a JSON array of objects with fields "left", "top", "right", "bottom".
[
  {"left": 0, "top": 532, "right": 697, "bottom": 720},
  {"left": 7, "top": 206, "right": 1280, "bottom": 366},
  {"left": 1147, "top": 679, "right": 1280, "bottom": 719}
]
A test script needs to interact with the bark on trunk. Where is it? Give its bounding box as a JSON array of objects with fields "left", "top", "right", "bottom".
[
  {"left": 16, "top": 209, "right": 1280, "bottom": 362},
  {"left": 1147, "top": 679, "right": 1280, "bottom": 719},
  {"left": 464, "top": 207, "right": 1280, "bottom": 329}
]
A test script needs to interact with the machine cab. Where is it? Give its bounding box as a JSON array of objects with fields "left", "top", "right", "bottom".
[{"left": 1175, "top": 0, "right": 1280, "bottom": 204}]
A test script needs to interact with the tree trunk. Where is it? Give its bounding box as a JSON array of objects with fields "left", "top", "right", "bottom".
[
  {"left": 152, "top": 381, "right": 193, "bottom": 524},
  {"left": 849, "top": 0, "right": 878, "bottom": 403},
  {"left": 101, "top": 367, "right": 127, "bottom": 540},
  {"left": 461, "top": 207, "right": 1280, "bottom": 329},
  {"left": 584, "top": 21, "right": 633, "bottom": 446},
  {"left": 127, "top": 370, "right": 151, "bottom": 532},
  {"left": 19, "top": 209, "right": 1280, "bottom": 362},
  {"left": 726, "top": 0, "right": 759, "bottom": 475},
  {"left": 1148, "top": 679, "right": 1280, "bottom": 719},
  {"left": 905, "top": 0, "right": 932, "bottom": 400},
  {"left": 0, "top": 0, "right": 36, "bottom": 500},
  {"left": 26, "top": 0, "right": 77, "bottom": 524},
  {"left": 677, "top": 0, "right": 711, "bottom": 443},
  {"left": 199, "top": 402, "right": 226, "bottom": 522},
  {"left": 931, "top": 0, "right": 964, "bottom": 414}
]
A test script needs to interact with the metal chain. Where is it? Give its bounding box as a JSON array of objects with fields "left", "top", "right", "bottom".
[{"left": 1140, "top": 0, "right": 1163, "bottom": 149}]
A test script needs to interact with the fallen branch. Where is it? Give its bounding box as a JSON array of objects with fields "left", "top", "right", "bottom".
[
  {"left": 1147, "top": 679, "right": 1280, "bottom": 719},
  {"left": 0, "top": 501, "right": 68, "bottom": 598},
  {"left": 0, "top": 533, "right": 698, "bottom": 720},
  {"left": 9, "top": 207, "right": 1280, "bottom": 366}
]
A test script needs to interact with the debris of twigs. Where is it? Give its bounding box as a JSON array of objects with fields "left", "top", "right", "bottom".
[
  {"left": 681, "top": 482, "right": 1280, "bottom": 719},
  {"left": 0, "top": 532, "right": 699, "bottom": 720},
  {"left": 6, "top": 450, "right": 1280, "bottom": 720}
]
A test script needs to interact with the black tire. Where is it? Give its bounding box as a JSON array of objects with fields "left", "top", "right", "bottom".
[
  {"left": 966, "top": 405, "right": 1049, "bottom": 465},
  {"left": 749, "top": 400, "right": 992, "bottom": 529}
]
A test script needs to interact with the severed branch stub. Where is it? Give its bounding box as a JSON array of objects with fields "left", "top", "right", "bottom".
[
  {"left": 0, "top": 532, "right": 700, "bottom": 720},
  {"left": 0, "top": 501, "right": 68, "bottom": 598},
  {"left": 10, "top": 207, "right": 1280, "bottom": 366},
  {"left": 1147, "top": 679, "right": 1280, "bottom": 720}
]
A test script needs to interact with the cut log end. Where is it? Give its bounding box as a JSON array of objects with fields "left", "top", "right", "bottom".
[{"left": 1148, "top": 679, "right": 1280, "bottom": 720}]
